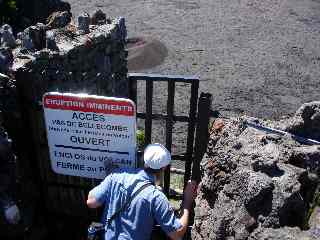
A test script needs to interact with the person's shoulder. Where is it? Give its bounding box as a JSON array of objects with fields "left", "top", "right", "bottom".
[
  {"left": 109, "top": 167, "right": 141, "bottom": 182},
  {"left": 148, "top": 186, "right": 168, "bottom": 201},
  {"left": 111, "top": 167, "right": 137, "bottom": 174},
  {"left": 149, "top": 188, "right": 174, "bottom": 213}
]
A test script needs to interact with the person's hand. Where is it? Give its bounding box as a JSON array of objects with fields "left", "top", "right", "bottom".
[
  {"left": 183, "top": 180, "right": 198, "bottom": 209},
  {"left": 4, "top": 204, "right": 20, "bottom": 224}
]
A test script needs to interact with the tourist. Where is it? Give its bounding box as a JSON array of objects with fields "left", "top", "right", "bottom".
[{"left": 87, "top": 143, "right": 197, "bottom": 240}]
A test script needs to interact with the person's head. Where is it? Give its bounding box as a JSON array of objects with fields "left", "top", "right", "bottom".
[{"left": 143, "top": 143, "right": 171, "bottom": 174}]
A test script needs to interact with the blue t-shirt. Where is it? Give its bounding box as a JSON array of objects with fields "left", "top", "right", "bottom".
[{"left": 89, "top": 168, "right": 182, "bottom": 240}]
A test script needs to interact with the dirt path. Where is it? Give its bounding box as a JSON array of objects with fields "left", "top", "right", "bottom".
[{"left": 65, "top": 0, "right": 320, "bottom": 159}]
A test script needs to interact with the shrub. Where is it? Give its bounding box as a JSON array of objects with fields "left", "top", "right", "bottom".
[{"left": 136, "top": 129, "right": 145, "bottom": 149}]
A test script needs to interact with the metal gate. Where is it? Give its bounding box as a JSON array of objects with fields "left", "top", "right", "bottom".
[
  {"left": 128, "top": 73, "right": 212, "bottom": 239},
  {"left": 10, "top": 69, "right": 211, "bottom": 239}
]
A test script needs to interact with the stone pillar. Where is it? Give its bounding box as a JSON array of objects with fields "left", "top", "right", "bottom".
[{"left": 5, "top": 13, "right": 129, "bottom": 217}]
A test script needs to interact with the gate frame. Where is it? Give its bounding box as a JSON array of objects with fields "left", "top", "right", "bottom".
[
  {"left": 128, "top": 73, "right": 212, "bottom": 197},
  {"left": 129, "top": 73, "right": 212, "bottom": 240}
]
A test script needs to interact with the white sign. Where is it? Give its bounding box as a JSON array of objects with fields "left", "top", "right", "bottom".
[{"left": 43, "top": 92, "right": 136, "bottom": 179}]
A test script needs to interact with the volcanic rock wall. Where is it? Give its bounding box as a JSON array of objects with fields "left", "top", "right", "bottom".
[
  {"left": 0, "top": 11, "right": 128, "bottom": 137},
  {"left": 11, "top": 16, "right": 128, "bottom": 96},
  {"left": 0, "top": 0, "right": 71, "bottom": 31},
  {"left": 193, "top": 102, "right": 320, "bottom": 240},
  {"left": 0, "top": 10, "right": 129, "bottom": 217}
]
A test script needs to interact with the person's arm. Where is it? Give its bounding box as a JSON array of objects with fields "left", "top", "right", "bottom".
[
  {"left": 86, "top": 174, "right": 112, "bottom": 209},
  {"left": 87, "top": 193, "right": 103, "bottom": 208},
  {"left": 168, "top": 181, "right": 198, "bottom": 240}
]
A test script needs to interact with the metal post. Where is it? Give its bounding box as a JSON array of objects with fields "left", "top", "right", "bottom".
[
  {"left": 128, "top": 76, "right": 137, "bottom": 104},
  {"left": 164, "top": 80, "right": 175, "bottom": 196},
  {"left": 145, "top": 80, "right": 153, "bottom": 146},
  {"left": 184, "top": 81, "right": 199, "bottom": 187},
  {"left": 191, "top": 93, "right": 212, "bottom": 183},
  {"left": 182, "top": 93, "right": 212, "bottom": 240}
]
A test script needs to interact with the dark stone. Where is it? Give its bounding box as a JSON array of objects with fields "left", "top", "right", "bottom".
[
  {"left": 194, "top": 115, "right": 319, "bottom": 239},
  {"left": 29, "top": 24, "right": 46, "bottom": 50},
  {"left": 285, "top": 101, "right": 320, "bottom": 141},
  {"left": 249, "top": 227, "right": 319, "bottom": 240},
  {"left": 91, "top": 10, "right": 106, "bottom": 25},
  {"left": 0, "top": 48, "right": 13, "bottom": 73},
  {"left": 46, "top": 11, "right": 71, "bottom": 29},
  {"left": 0, "top": 25, "right": 16, "bottom": 48},
  {"left": 309, "top": 206, "right": 320, "bottom": 231},
  {"left": 46, "top": 31, "right": 58, "bottom": 51},
  {"left": 289, "top": 146, "right": 320, "bottom": 175},
  {"left": 19, "top": 28, "right": 34, "bottom": 50},
  {"left": 114, "top": 17, "right": 127, "bottom": 41},
  {"left": 78, "top": 13, "right": 90, "bottom": 34}
]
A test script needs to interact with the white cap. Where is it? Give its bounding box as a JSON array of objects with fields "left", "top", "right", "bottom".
[{"left": 144, "top": 143, "right": 171, "bottom": 169}]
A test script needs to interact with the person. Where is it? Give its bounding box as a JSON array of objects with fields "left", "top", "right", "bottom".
[
  {"left": 0, "top": 130, "right": 20, "bottom": 225},
  {"left": 87, "top": 143, "right": 198, "bottom": 240}
]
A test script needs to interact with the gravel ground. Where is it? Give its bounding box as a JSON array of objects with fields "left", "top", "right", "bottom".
[{"left": 65, "top": 0, "right": 320, "bottom": 159}]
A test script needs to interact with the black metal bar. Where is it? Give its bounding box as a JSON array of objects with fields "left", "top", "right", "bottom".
[
  {"left": 145, "top": 80, "right": 153, "bottom": 146},
  {"left": 164, "top": 80, "right": 175, "bottom": 196},
  {"left": 171, "top": 154, "right": 186, "bottom": 161},
  {"left": 192, "top": 93, "right": 212, "bottom": 183},
  {"left": 129, "top": 73, "right": 198, "bottom": 83},
  {"left": 128, "top": 75, "right": 137, "bottom": 104},
  {"left": 184, "top": 81, "right": 199, "bottom": 187},
  {"left": 137, "top": 112, "right": 189, "bottom": 122}
]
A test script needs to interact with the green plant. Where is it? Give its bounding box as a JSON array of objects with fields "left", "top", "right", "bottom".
[
  {"left": 170, "top": 173, "right": 184, "bottom": 193},
  {"left": 136, "top": 129, "right": 145, "bottom": 149},
  {"left": 169, "top": 173, "right": 184, "bottom": 210}
]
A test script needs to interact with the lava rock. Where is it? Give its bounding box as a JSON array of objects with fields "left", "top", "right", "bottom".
[
  {"left": 78, "top": 13, "right": 90, "bottom": 34},
  {"left": 29, "top": 24, "right": 46, "bottom": 50},
  {"left": 46, "top": 11, "right": 71, "bottom": 29},
  {"left": 285, "top": 101, "right": 320, "bottom": 141},
  {"left": 0, "top": 25, "right": 16, "bottom": 49},
  {"left": 194, "top": 115, "right": 319, "bottom": 239},
  {"left": 289, "top": 146, "right": 320, "bottom": 174},
  {"left": 91, "top": 10, "right": 106, "bottom": 25},
  {"left": 309, "top": 206, "right": 320, "bottom": 230},
  {"left": 248, "top": 227, "right": 319, "bottom": 240},
  {"left": 18, "top": 29, "right": 34, "bottom": 50},
  {"left": 261, "top": 163, "right": 307, "bottom": 228},
  {"left": 0, "top": 48, "right": 13, "bottom": 73},
  {"left": 45, "top": 31, "right": 58, "bottom": 51},
  {"left": 114, "top": 17, "right": 127, "bottom": 41}
]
